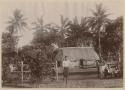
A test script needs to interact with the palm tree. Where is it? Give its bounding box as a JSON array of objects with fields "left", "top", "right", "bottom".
[
  {"left": 32, "top": 16, "right": 45, "bottom": 32},
  {"left": 58, "top": 15, "right": 71, "bottom": 47},
  {"left": 88, "top": 3, "right": 110, "bottom": 60},
  {"left": 67, "top": 16, "right": 91, "bottom": 47},
  {"left": 5, "top": 9, "right": 27, "bottom": 85},
  {"left": 32, "top": 16, "right": 48, "bottom": 45},
  {"left": 7, "top": 9, "right": 27, "bottom": 35},
  {"left": 7, "top": 9, "right": 27, "bottom": 49},
  {"left": 7, "top": 9, "right": 27, "bottom": 59}
]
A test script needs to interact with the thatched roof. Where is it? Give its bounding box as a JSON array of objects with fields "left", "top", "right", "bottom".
[{"left": 55, "top": 47, "right": 99, "bottom": 61}]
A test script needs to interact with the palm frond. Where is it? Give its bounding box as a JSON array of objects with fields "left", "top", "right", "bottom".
[{"left": 7, "top": 9, "right": 27, "bottom": 34}]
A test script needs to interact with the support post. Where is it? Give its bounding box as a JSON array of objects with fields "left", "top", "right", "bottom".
[
  {"left": 55, "top": 60, "right": 58, "bottom": 81},
  {"left": 118, "top": 51, "right": 121, "bottom": 71},
  {"left": 21, "top": 61, "right": 24, "bottom": 86}
]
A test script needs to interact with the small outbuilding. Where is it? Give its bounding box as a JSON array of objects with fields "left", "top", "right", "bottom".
[{"left": 54, "top": 47, "right": 100, "bottom": 68}]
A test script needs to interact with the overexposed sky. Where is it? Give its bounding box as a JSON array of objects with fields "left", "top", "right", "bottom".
[{"left": 0, "top": 0, "right": 123, "bottom": 47}]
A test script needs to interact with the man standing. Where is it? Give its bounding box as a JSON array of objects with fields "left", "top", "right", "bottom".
[{"left": 62, "top": 56, "right": 70, "bottom": 84}]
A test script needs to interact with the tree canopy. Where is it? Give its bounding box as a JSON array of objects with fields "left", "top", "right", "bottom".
[{"left": 2, "top": 3, "right": 123, "bottom": 83}]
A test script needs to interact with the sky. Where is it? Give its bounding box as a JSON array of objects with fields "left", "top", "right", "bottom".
[{"left": 0, "top": 0, "right": 124, "bottom": 48}]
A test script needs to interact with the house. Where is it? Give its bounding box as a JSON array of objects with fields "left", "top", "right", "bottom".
[{"left": 54, "top": 47, "right": 100, "bottom": 68}]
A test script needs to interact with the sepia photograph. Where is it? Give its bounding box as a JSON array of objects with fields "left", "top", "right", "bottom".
[{"left": 0, "top": 0, "right": 124, "bottom": 88}]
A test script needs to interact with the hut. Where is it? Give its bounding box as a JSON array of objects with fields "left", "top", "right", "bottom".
[{"left": 55, "top": 47, "right": 100, "bottom": 68}]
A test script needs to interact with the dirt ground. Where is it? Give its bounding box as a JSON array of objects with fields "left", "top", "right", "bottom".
[
  {"left": 31, "top": 74, "right": 123, "bottom": 88},
  {"left": 35, "top": 79, "right": 123, "bottom": 88},
  {"left": 2, "top": 68, "right": 123, "bottom": 88},
  {"left": 3, "top": 74, "right": 123, "bottom": 88}
]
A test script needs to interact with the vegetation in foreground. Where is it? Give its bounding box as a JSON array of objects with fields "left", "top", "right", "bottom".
[{"left": 2, "top": 3, "right": 123, "bottom": 86}]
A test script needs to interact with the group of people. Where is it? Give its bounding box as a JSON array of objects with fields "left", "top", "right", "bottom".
[{"left": 102, "top": 64, "right": 120, "bottom": 78}]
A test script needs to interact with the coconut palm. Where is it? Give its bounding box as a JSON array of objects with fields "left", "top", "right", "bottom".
[
  {"left": 59, "top": 15, "right": 71, "bottom": 37},
  {"left": 88, "top": 3, "right": 110, "bottom": 59},
  {"left": 32, "top": 16, "right": 49, "bottom": 45},
  {"left": 7, "top": 9, "right": 27, "bottom": 35},
  {"left": 7, "top": 9, "right": 27, "bottom": 57},
  {"left": 58, "top": 15, "right": 71, "bottom": 47},
  {"left": 32, "top": 16, "right": 45, "bottom": 32},
  {"left": 67, "top": 16, "right": 92, "bottom": 47}
]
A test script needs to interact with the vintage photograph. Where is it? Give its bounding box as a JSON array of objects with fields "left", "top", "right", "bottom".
[{"left": 0, "top": 0, "right": 123, "bottom": 88}]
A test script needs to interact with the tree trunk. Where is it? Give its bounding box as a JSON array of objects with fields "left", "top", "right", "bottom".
[{"left": 98, "top": 30, "right": 102, "bottom": 60}]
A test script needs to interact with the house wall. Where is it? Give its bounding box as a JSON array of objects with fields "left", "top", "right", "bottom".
[
  {"left": 69, "top": 60, "right": 79, "bottom": 67},
  {"left": 55, "top": 48, "right": 99, "bottom": 68},
  {"left": 67, "top": 60, "right": 97, "bottom": 68}
]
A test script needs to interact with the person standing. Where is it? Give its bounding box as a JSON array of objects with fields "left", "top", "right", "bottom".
[{"left": 62, "top": 56, "right": 70, "bottom": 84}]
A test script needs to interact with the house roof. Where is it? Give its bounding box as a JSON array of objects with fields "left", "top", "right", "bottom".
[{"left": 55, "top": 47, "right": 100, "bottom": 61}]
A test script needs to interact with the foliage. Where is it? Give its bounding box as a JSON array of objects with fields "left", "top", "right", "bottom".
[
  {"left": 2, "top": 32, "right": 18, "bottom": 81},
  {"left": 2, "top": 32, "right": 17, "bottom": 55},
  {"left": 88, "top": 3, "right": 110, "bottom": 59},
  {"left": 101, "top": 16, "right": 123, "bottom": 57},
  {"left": 66, "top": 17, "right": 93, "bottom": 47},
  {"left": 18, "top": 44, "right": 55, "bottom": 83},
  {"left": 7, "top": 9, "right": 27, "bottom": 35},
  {"left": 30, "top": 17, "right": 57, "bottom": 82},
  {"left": 2, "top": 4, "right": 123, "bottom": 83},
  {"left": 2, "top": 9, "right": 27, "bottom": 82}
]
